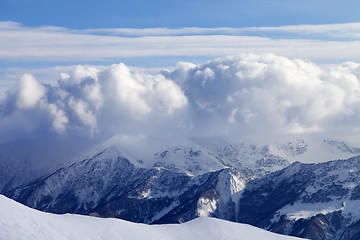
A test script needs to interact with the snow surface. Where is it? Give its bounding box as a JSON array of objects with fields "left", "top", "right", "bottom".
[
  {"left": 275, "top": 199, "right": 360, "bottom": 225},
  {"left": 276, "top": 201, "right": 344, "bottom": 221},
  {"left": 0, "top": 195, "right": 306, "bottom": 240}
]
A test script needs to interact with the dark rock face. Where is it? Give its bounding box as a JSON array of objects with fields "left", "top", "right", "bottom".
[
  {"left": 239, "top": 169, "right": 312, "bottom": 228},
  {"left": 340, "top": 220, "right": 360, "bottom": 240},
  {"left": 90, "top": 169, "right": 222, "bottom": 223},
  {"left": 237, "top": 156, "right": 360, "bottom": 240},
  {"left": 290, "top": 214, "right": 336, "bottom": 240},
  {"left": 277, "top": 139, "right": 308, "bottom": 157}
]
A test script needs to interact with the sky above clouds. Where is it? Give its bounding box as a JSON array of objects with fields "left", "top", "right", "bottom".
[
  {"left": 1, "top": 0, "right": 360, "bottom": 29},
  {"left": 1, "top": 0, "right": 360, "bottom": 167},
  {"left": 1, "top": 0, "right": 360, "bottom": 71},
  {"left": 1, "top": 21, "right": 360, "bottom": 94}
]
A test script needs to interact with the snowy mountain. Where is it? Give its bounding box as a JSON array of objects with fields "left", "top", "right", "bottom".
[
  {"left": 3, "top": 136, "right": 360, "bottom": 240},
  {"left": 1, "top": 135, "right": 359, "bottom": 192},
  {"left": 238, "top": 156, "right": 360, "bottom": 240},
  {"left": 10, "top": 151, "right": 360, "bottom": 240},
  {"left": 78, "top": 136, "right": 360, "bottom": 177},
  {"left": 0, "top": 195, "right": 306, "bottom": 240},
  {"left": 5, "top": 146, "right": 255, "bottom": 224}
]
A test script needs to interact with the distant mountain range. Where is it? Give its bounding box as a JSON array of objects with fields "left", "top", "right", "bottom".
[{"left": 2, "top": 137, "right": 360, "bottom": 240}]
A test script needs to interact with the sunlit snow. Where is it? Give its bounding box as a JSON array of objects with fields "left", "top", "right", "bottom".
[{"left": 0, "top": 195, "right": 306, "bottom": 240}]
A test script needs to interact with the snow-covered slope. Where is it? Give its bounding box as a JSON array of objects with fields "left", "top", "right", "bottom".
[{"left": 0, "top": 195, "right": 306, "bottom": 240}]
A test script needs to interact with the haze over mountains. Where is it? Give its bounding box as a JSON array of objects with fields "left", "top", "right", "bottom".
[
  {"left": 2, "top": 54, "right": 360, "bottom": 240},
  {"left": 1, "top": 54, "right": 360, "bottom": 176}
]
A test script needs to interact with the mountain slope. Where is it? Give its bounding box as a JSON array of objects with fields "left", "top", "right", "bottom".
[
  {"left": 4, "top": 137, "right": 360, "bottom": 240},
  {"left": 0, "top": 195, "right": 306, "bottom": 240},
  {"left": 4, "top": 147, "right": 255, "bottom": 224},
  {"left": 1, "top": 136, "right": 360, "bottom": 192},
  {"left": 238, "top": 156, "right": 360, "bottom": 240}
]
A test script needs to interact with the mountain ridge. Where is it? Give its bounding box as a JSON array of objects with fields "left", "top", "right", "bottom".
[{"left": 3, "top": 137, "right": 360, "bottom": 240}]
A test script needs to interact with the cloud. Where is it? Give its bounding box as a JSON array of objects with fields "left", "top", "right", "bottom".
[
  {"left": 152, "top": 74, "right": 188, "bottom": 114},
  {"left": 84, "top": 23, "right": 360, "bottom": 40},
  {"left": 2, "top": 53, "right": 360, "bottom": 143},
  {"left": 163, "top": 54, "right": 360, "bottom": 137},
  {"left": 68, "top": 97, "right": 97, "bottom": 134},
  {"left": 16, "top": 74, "right": 46, "bottom": 109},
  {"left": 1, "top": 21, "right": 360, "bottom": 65},
  {"left": 0, "top": 62, "right": 189, "bottom": 143},
  {"left": 2, "top": 54, "right": 360, "bottom": 173},
  {"left": 103, "top": 63, "right": 152, "bottom": 116},
  {"left": 247, "top": 23, "right": 360, "bottom": 40},
  {"left": 43, "top": 102, "right": 69, "bottom": 133}
]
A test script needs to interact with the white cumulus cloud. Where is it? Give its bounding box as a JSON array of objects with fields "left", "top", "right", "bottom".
[
  {"left": 43, "top": 102, "right": 69, "bottom": 133},
  {"left": 68, "top": 97, "right": 97, "bottom": 134},
  {"left": 0, "top": 62, "right": 189, "bottom": 143},
  {"left": 1, "top": 54, "right": 360, "bottom": 146},
  {"left": 16, "top": 74, "right": 46, "bottom": 109},
  {"left": 164, "top": 54, "right": 360, "bottom": 137}
]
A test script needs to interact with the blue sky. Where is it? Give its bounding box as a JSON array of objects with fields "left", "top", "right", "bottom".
[
  {"left": 1, "top": 0, "right": 360, "bottom": 93},
  {"left": 2, "top": 0, "right": 360, "bottom": 160},
  {"left": 1, "top": 0, "right": 360, "bottom": 28}
]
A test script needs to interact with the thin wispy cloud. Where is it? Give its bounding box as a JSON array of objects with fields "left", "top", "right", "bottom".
[
  {"left": 84, "top": 23, "right": 360, "bottom": 39},
  {"left": 1, "top": 21, "right": 360, "bottom": 64},
  {"left": 244, "top": 23, "right": 360, "bottom": 40}
]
